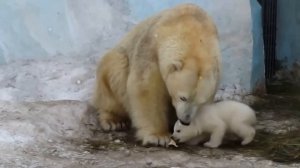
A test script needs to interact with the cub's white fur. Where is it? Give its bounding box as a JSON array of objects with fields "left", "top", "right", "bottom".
[{"left": 172, "top": 100, "right": 256, "bottom": 148}]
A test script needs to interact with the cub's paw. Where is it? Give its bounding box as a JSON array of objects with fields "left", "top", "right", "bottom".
[
  {"left": 241, "top": 137, "right": 254, "bottom": 146},
  {"left": 203, "top": 141, "right": 220, "bottom": 148}
]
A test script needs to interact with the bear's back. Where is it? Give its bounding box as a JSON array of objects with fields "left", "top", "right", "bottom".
[{"left": 114, "top": 4, "right": 218, "bottom": 62}]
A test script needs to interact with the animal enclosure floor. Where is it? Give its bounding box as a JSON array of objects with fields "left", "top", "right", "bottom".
[
  {"left": 0, "top": 98, "right": 299, "bottom": 168},
  {"left": 0, "top": 59, "right": 299, "bottom": 167}
]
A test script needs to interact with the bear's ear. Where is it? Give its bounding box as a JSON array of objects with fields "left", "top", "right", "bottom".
[{"left": 169, "top": 61, "right": 183, "bottom": 73}]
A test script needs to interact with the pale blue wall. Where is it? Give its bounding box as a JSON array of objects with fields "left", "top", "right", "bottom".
[
  {"left": 0, "top": 1, "right": 71, "bottom": 61},
  {"left": 128, "top": 0, "right": 211, "bottom": 22},
  {"left": 250, "top": 0, "right": 265, "bottom": 90},
  {"left": 0, "top": 0, "right": 264, "bottom": 93},
  {"left": 277, "top": 0, "right": 300, "bottom": 69},
  {"left": 0, "top": 0, "right": 131, "bottom": 63}
]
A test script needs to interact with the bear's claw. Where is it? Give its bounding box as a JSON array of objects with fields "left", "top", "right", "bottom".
[
  {"left": 140, "top": 134, "right": 171, "bottom": 147},
  {"left": 100, "top": 120, "right": 129, "bottom": 131}
]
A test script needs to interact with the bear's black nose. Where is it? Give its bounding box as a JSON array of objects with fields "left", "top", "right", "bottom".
[{"left": 179, "top": 119, "right": 190, "bottom": 126}]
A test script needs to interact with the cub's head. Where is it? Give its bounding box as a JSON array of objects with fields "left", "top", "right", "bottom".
[
  {"left": 172, "top": 120, "right": 197, "bottom": 143},
  {"left": 164, "top": 58, "right": 219, "bottom": 125}
]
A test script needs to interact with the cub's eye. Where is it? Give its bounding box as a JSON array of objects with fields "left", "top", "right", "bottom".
[
  {"left": 176, "top": 130, "right": 181, "bottom": 133},
  {"left": 180, "top": 97, "right": 187, "bottom": 102}
]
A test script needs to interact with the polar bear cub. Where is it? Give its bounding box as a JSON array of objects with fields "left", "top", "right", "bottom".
[{"left": 172, "top": 100, "right": 256, "bottom": 148}]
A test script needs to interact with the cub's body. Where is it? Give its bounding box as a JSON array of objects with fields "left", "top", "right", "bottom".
[{"left": 172, "top": 100, "right": 256, "bottom": 148}]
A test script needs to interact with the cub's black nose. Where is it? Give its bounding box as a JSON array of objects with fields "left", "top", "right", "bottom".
[{"left": 179, "top": 119, "right": 190, "bottom": 126}]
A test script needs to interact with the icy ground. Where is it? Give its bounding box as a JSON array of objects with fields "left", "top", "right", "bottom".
[
  {"left": 0, "top": 57, "right": 97, "bottom": 102},
  {"left": 0, "top": 58, "right": 299, "bottom": 168},
  {"left": 0, "top": 56, "right": 251, "bottom": 103}
]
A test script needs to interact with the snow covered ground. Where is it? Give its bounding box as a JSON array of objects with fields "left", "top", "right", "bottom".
[
  {"left": 0, "top": 98, "right": 298, "bottom": 167},
  {"left": 0, "top": 56, "right": 254, "bottom": 104},
  {"left": 0, "top": 57, "right": 97, "bottom": 102},
  {"left": 0, "top": 58, "right": 299, "bottom": 167}
]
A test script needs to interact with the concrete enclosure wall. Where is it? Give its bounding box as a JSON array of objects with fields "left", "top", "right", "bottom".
[
  {"left": 0, "top": 0, "right": 264, "bottom": 94},
  {"left": 276, "top": 0, "right": 300, "bottom": 70}
]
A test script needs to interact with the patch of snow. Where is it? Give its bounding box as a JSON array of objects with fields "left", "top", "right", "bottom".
[
  {"left": 0, "top": 129, "right": 32, "bottom": 144},
  {"left": 0, "top": 57, "right": 255, "bottom": 103},
  {"left": 0, "top": 57, "right": 97, "bottom": 102}
]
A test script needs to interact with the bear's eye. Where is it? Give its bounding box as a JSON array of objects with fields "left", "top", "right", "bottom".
[
  {"left": 176, "top": 130, "right": 181, "bottom": 133},
  {"left": 180, "top": 97, "right": 187, "bottom": 102}
]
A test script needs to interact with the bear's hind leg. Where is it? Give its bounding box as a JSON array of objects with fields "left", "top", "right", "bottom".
[
  {"left": 92, "top": 51, "right": 130, "bottom": 131},
  {"left": 98, "top": 109, "right": 130, "bottom": 131}
]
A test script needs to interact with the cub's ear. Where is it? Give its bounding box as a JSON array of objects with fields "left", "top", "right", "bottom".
[{"left": 168, "top": 60, "right": 183, "bottom": 73}]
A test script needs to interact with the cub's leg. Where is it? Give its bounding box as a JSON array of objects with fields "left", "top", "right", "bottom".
[
  {"left": 127, "top": 65, "right": 171, "bottom": 147},
  {"left": 204, "top": 122, "right": 226, "bottom": 148},
  {"left": 235, "top": 124, "right": 256, "bottom": 145},
  {"left": 92, "top": 51, "right": 130, "bottom": 131}
]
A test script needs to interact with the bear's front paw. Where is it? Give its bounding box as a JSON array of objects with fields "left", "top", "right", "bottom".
[
  {"left": 137, "top": 131, "right": 171, "bottom": 147},
  {"left": 203, "top": 141, "right": 220, "bottom": 148},
  {"left": 142, "top": 134, "right": 171, "bottom": 147}
]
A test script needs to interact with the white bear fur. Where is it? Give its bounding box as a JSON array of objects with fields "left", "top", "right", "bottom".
[
  {"left": 91, "top": 4, "right": 221, "bottom": 147},
  {"left": 172, "top": 100, "right": 256, "bottom": 148}
]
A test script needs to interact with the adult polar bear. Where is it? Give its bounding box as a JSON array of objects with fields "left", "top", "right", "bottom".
[{"left": 92, "top": 4, "right": 221, "bottom": 146}]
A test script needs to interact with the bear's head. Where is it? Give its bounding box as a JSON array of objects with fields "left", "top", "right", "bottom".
[
  {"left": 171, "top": 120, "right": 198, "bottom": 143},
  {"left": 154, "top": 7, "right": 221, "bottom": 125},
  {"left": 163, "top": 57, "right": 219, "bottom": 125}
]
